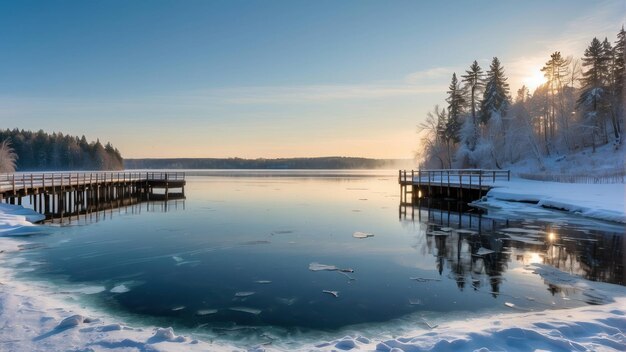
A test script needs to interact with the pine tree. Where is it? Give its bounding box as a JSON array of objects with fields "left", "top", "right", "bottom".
[
  {"left": 609, "top": 27, "right": 625, "bottom": 143},
  {"left": 516, "top": 85, "right": 530, "bottom": 104},
  {"left": 480, "top": 57, "right": 510, "bottom": 124},
  {"left": 461, "top": 61, "right": 483, "bottom": 150},
  {"left": 614, "top": 26, "right": 625, "bottom": 98},
  {"left": 578, "top": 37, "right": 612, "bottom": 148},
  {"left": 541, "top": 52, "right": 570, "bottom": 142},
  {"left": 445, "top": 73, "right": 466, "bottom": 143},
  {"left": 601, "top": 38, "right": 614, "bottom": 143}
]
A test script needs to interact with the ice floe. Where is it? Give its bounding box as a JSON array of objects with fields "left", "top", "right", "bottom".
[
  {"left": 229, "top": 307, "right": 262, "bottom": 315},
  {"left": 309, "top": 262, "right": 354, "bottom": 273},
  {"left": 322, "top": 290, "right": 339, "bottom": 298},
  {"left": 110, "top": 284, "right": 130, "bottom": 293},
  {"left": 352, "top": 231, "right": 374, "bottom": 239},
  {"left": 196, "top": 309, "right": 218, "bottom": 316},
  {"left": 410, "top": 277, "right": 442, "bottom": 282}
]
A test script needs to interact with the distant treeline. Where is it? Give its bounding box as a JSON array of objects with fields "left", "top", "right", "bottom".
[
  {"left": 125, "top": 157, "right": 412, "bottom": 170},
  {"left": 0, "top": 129, "right": 123, "bottom": 171}
]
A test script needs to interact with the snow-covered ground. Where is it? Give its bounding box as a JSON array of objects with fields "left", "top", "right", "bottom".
[
  {"left": 473, "top": 179, "right": 625, "bottom": 224},
  {"left": 1, "top": 202, "right": 625, "bottom": 351},
  {"left": 505, "top": 142, "right": 625, "bottom": 176}
]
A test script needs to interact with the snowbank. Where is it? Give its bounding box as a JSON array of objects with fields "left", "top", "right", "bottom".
[
  {"left": 0, "top": 237, "right": 229, "bottom": 352},
  {"left": 1, "top": 204, "right": 625, "bottom": 351},
  {"left": 474, "top": 179, "right": 626, "bottom": 223},
  {"left": 0, "top": 203, "right": 46, "bottom": 236},
  {"left": 314, "top": 298, "right": 626, "bottom": 351}
]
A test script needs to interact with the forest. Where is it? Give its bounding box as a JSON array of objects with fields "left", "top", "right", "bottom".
[
  {"left": 418, "top": 27, "right": 625, "bottom": 171},
  {"left": 0, "top": 129, "right": 123, "bottom": 172},
  {"left": 124, "top": 157, "right": 410, "bottom": 170}
]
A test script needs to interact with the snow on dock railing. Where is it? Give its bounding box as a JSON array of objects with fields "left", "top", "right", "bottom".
[
  {"left": 398, "top": 169, "right": 511, "bottom": 185},
  {"left": 0, "top": 172, "right": 185, "bottom": 193}
]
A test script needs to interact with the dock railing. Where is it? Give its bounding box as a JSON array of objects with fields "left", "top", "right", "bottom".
[
  {"left": 399, "top": 169, "right": 510, "bottom": 187},
  {"left": 0, "top": 172, "right": 185, "bottom": 194}
]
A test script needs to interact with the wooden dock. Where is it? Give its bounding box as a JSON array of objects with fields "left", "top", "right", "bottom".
[
  {"left": 0, "top": 172, "right": 185, "bottom": 219},
  {"left": 399, "top": 169, "right": 510, "bottom": 202}
]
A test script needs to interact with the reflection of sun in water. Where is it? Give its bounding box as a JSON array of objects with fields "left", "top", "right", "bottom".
[{"left": 523, "top": 69, "right": 547, "bottom": 91}]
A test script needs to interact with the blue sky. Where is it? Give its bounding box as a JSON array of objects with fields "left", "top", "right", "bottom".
[{"left": 1, "top": 0, "right": 624, "bottom": 158}]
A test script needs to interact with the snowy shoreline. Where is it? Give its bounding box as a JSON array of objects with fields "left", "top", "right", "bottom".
[
  {"left": 472, "top": 178, "right": 626, "bottom": 224},
  {"left": 1, "top": 203, "right": 625, "bottom": 351}
]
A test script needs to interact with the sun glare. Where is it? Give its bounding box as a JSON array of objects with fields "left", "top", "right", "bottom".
[
  {"left": 523, "top": 69, "right": 547, "bottom": 91},
  {"left": 528, "top": 252, "right": 543, "bottom": 264}
]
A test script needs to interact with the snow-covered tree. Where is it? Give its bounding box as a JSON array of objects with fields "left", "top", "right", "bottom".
[
  {"left": 577, "top": 37, "right": 612, "bottom": 150},
  {"left": 417, "top": 105, "right": 451, "bottom": 168},
  {"left": 461, "top": 60, "right": 483, "bottom": 150},
  {"left": 508, "top": 95, "right": 544, "bottom": 167},
  {"left": 480, "top": 57, "right": 510, "bottom": 125},
  {"left": 608, "top": 26, "right": 625, "bottom": 144},
  {"left": 0, "top": 140, "right": 17, "bottom": 173},
  {"left": 445, "top": 73, "right": 466, "bottom": 144},
  {"left": 416, "top": 27, "right": 625, "bottom": 170},
  {"left": 516, "top": 85, "right": 530, "bottom": 104},
  {"left": 541, "top": 52, "right": 570, "bottom": 146}
]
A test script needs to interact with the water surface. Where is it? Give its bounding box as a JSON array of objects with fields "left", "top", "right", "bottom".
[{"left": 11, "top": 171, "right": 625, "bottom": 344}]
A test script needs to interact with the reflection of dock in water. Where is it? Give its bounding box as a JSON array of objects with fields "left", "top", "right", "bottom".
[
  {"left": 44, "top": 196, "right": 185, "bottom": 225},
  {"left": 399, "top": 199, "right": 501, "bottom": 233}
]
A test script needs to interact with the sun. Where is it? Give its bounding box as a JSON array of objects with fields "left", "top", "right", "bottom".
[{"left": 522, "top": 69, "right": 547, "bottom": 91}]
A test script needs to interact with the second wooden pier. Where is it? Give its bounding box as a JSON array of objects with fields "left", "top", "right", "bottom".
[{"left": 399, "top": 169, "right": 510, "bottom": 202}]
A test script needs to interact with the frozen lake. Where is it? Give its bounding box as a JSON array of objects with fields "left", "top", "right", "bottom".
[{"left": 9, "top": 171, "right": 625, "bottom": 345}]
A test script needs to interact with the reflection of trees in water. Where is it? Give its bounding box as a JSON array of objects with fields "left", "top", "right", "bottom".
[
  {"left": 543, "top": 233, "right": 624, "bottom": 285},
  {"left": 425, "top": 230, "right": 510, "bottom": 296},
  {"left": 402, "top": 199, "right": 624, "bottom": 288}
]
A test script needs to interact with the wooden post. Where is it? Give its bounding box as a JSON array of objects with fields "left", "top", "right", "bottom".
[
  {"left": 447, "top": 170, "right": 450, "bottom": 197},
  {"left": 459, "top": 171, "right": 463, "bottom": 199},
  {"left": 411, "top": 170, "right": 415, "bottom": 202},
  {"left": 418, "top": 169, "right": 421, "bottom": 191},
  {"left": 165, "top": 173, "right": 169, "bottom": 199}
]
